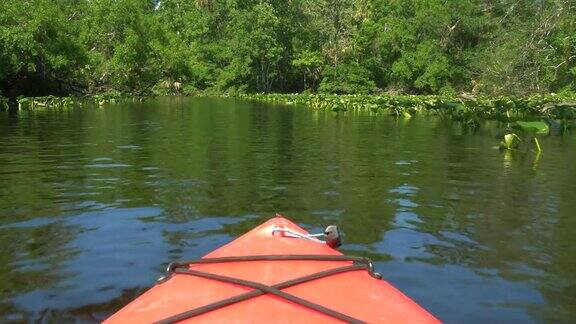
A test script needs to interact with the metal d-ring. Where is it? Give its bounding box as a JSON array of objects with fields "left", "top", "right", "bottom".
[
  {"left": 157, "top": 262, "right": 180, "bottom": 283},
  {"left": 354, "top": 257, "right": 382, "bottom": 280}
]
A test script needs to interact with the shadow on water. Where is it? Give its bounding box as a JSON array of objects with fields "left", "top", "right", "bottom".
[{"left": 0, "top": 97, "right": 575, "bottom": 322}]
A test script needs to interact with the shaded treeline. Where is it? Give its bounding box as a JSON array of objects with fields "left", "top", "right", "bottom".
[{"left": 1, "top": 0, "right": 575, "bottom": 98}]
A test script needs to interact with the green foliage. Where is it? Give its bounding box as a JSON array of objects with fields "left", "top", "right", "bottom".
[
  {"left": 512, "top": 120, "right": 550, "bottom": 153},
  {"left": 88, "top": 92, "right": 144, "bottom": 105},
  {"left": 17, "top": 96, "right": 75, "bottom": 109},
  {"left": 500, "top": 133, "right": 521, "bottom": 150},
  {"left": 0, "top": 0, "right": 87, "bottom": 96},
  {"left": 514, "top": 121, "right": 550, "bottom": 135},
  {"left": 473, "top": 0, "right": 576, "bottom": 95},
  {"left": 292, "top": 50, "right": 324, "bottom": 91},
  {"left": 1, "top": 0, "right": 575, "bottom": 97},
  {"left": 80, "top": 0, "right": 160, "bottom": 94},
  {"left": 222, "top": 2, "right": 284, "bottom": 93},
  {"left": 240, "top": 93, "right": 576, "bottom": 121},
  {"left": 319, "top": 63, "right": 376, "bottom": 94},
  {"left": 0, "top": 96, "right": 8, "bottom": 110}
]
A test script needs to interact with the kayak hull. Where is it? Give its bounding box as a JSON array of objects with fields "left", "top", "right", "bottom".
[{"left": 105, "top": 216, "right": 439, "bottom": 323}]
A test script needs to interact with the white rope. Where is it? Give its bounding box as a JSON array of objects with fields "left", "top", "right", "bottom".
[{"left": 271, "top": 227, "right": 326, "bottom": 244}]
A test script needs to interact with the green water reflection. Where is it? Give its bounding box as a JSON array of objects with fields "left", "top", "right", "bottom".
[{"left": 0, "top": 97, "right": 575, "bottom": 322}]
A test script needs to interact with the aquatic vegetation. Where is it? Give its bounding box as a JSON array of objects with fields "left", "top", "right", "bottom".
[
  {"left": 500, "top": 133, "right": 521, "bottom": 150},
  {"left": 500, "top": 120, "right": 550, "bottom": 153},
  {"left": 14, "top": 93, "right": 148, "bottom": 109},
  {"left": 240, "top": 93, "right": 574, "bottom": 153},
  {"left": 0, "top": 96, "right": 8, "bottom": 110},
  {"left": 239, "top": 93, "right": 576, "bottom": 122},
  {"left": 88, "top": 93, "right": 146, "bottom": 106},
  {"left": 17, "top": 96, "right": 75, "bottom": 109},
  {"left": 513, "top": 120, "right": 551, "bottom": 153},
  {"left": 514, "top": 121, "right": 550, "bottom": 135}
]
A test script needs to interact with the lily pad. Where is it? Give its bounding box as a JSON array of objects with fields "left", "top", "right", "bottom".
[{"left": 515, "top": 121, "right": 549, "bottom": 135}]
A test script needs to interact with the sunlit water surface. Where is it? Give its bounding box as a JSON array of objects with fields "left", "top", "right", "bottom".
[{"left": 1, "top": 97, "right": 575, "bottom": 323}]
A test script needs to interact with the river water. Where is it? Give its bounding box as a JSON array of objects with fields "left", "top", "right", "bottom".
[{"left": 0, "top": 97, "right": 575, "bottom": 323}]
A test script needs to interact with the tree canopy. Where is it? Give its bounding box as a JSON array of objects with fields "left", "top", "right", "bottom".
[{"left": 1, "top": 0, "right": 574, "bottom": 97}]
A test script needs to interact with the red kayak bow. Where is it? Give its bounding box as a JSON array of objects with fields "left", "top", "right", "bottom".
[{"left": 105, "top": 216, "right": 439, "bottom": 323}]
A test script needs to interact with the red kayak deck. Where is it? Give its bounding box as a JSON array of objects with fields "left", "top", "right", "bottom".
[{"left": 105, "top": 216, "right": 439, "bottom": 323}]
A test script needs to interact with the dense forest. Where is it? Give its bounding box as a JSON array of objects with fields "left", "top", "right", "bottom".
[{"left": 1, "top": 0, "right": 575, "bottom": 98}]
